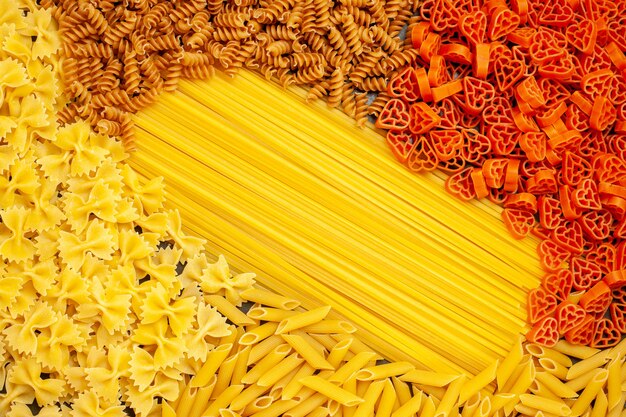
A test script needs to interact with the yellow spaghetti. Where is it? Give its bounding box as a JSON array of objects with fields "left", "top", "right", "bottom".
[{"left": 131, "top": 70, "right": 544, "bottom": 375}]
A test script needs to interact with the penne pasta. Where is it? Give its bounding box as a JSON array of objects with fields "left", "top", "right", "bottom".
[
  {"left": 352, "top": 379, "right": 386, "bottom": 417},
  {"left": 283, "top": 393, "right": 328, "bottom": 417},
  {"left": 176, "top": 384, "right": 198, "bottom": 417},
  {"left": 607, "top": 357, "right": 624, "bottom": 410},
  {"left": 472, "top": 396, "right": 490, "bottom": 417},
  {"left": 306, "top": 407, "right": 330, "bottom": 417},
  {"left": 277, "top": 306, "right": 332, "bottom": 334},
  {"left": 376, "top": 378, "right": 398, "bottom": 417},
  {"left": 434, "top": 375, "right": 466, "bottom": 417},
  {"left": 193, "top": 344, "right": 233, "bottom": 387},
  {"left": 421, "top": 396, "right": 438, "bottom": 417},
  {"left": 230, "top": 384, "right": 269, "bottom": 412},
  {"left": 590, "top": 389, "right": 608, "bottom": 417},
  {"left": 458, "top": 360, "right": 498, "bottom": 404},
  {"left": 300, "top": 320, "right": 357, "bottom": 334},
  {"left": 204, "top": 384, "right": 245, "bottom": 417},
  {"left": 329, "top": 351, "right": 378, "bottom": 383},
  {"left": 249, "top": 399, "right": 299, "bottom": 417},
  {"left": 241, "top": 344, "right": 292, "bottom": 385},
  {"left": 518, "top": 394, "right": 571, "bottom": 416},
  {"left": 539, "top": 358, "right": 569, "bottom": 381},
  {"left": 206, "top": 295, "right": 257, "bottom": 326},
  {"left": 257, "top": 353, "right": 305, "bottom": 387},
  {"left": 243, "top": 396, "right": 274, "bottom": 415},
  {"left": 400, "top": 370, "right": 460, "bottom": 387},
  {"left": 189, "top": 382, "right": 217, "bottom": 417},
  {"left": 496, "top": 335, "right": 525, "bottom": 390},
  {"left": 355, "top": 362, "right": 415, "bottom": 381},
  {"left": 566, "top": 350, "right": 610, "bottom": 380},
  {"left": 326, "top": 338, "right": 354, "bottom": 368},
  {"left": 240, "top": 322, "right": 280, "bottom": 346},
  {"left": 282, "top": 363, "right": 316, "bottom": 400},
  {"left": 240, "top": 287, "right": 301, "bottom": 310},
  {"left": 392, "top": 376, "right": 413, "bottom": 405},
  {"left": 460, "top": 393, "right": 481, "bottom": 417},
  {"left": 552, "top": 341, "right": 600, "bottom": 360},
  {"left": 535, "top": 372, "right": 578, "bottom": 399},
  {"left": 526, "top": 344, "right": 573, "bottom": 368},
  {"left": 300, "top": 376, "right": 365, "bottom": 406},
  {"left": 248, "top": 336, "right": 284, "bottom": 365},
  {"left": 231, "top": 346, "right": 251, "bottom": 385},
  {"left": 213, "top": 353, "right": 241, "bottom": 398},
  {"left": 162, "top": 402, "right": 177, "bottom": 417},
  {"left": 570, "top": 369, "right": 609, "bottom": 417},
  {"left": 392, "top": 390, "right": 423, "bottom": 417},
  {"left": 247, "top": 306, "right": 299, "bottom": 322},
  {"left": 281, "top": 334, "right": 334, "bottom": 370}
]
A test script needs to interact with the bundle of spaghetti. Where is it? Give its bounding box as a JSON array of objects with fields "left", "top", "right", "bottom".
[{"left": 131, "top": 71, "right": 545, "bottom": 375}]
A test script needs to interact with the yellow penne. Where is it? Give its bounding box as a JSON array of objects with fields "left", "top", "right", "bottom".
[
  {"left": 248, "top": 336, "right": 284, "bottom": 365},
  {"left": 538, "top": 358, "right": 569, "bottom": 380},
  {"left": 300, "top": 376, "right": 364, "bottom": 406},
  {"left": 496, "top": 334, "right": 525, "bottom": 390},
  {"left": 458, "top": 360, "right": 498, "bottom": 404},
  {"left": 192, "top": 344, "right": 233, "bottom": 388},
  {"left": 162, "top": 401, "right": 176, "bottom": 417},
  {"left": 519, "top": 394, "right": 571, "bottom": 416},
  {"left": 281, "top": 334, "right": 334, "bottom": 370},
  {"left": 489, "top": 393, "right": 516, "bottom": 415},
  {"left": 417, "top": 384, "right": 447, "bottom": 401},
  {"left": 243, "top": 396, "right": 274, "bottom": 415},
  {"left": 249, "top": 399, "right": 299, "bottom": 417},
  {"left": 608, "top": 393, "right": 626, "bottom": 417},
  {"left": 526, "top": 344, "right": 573, "bottom": 368},
  {"left": 282, "top": 363, "right": 316, "bottom": 400},
  {"left": 213, "top": 353, "right": 241, "bottom": 398},
  {"left": 257, "top": 353, "right": 304, "bottom": 387},
  {"left": 552, "top": 340, "right": 600, "bottom": 360},
  {"left": 502, "top": 355, "right": 534, "bottom": 393},
  {"left": 190, "top": 382, "right": 217, "bottom": 417},
  {"left": 277, "top": 305, "right": 332, "bottom": 334},
  {"left": 219, "top": 410, "right": 243, "bottom": 417},
  {"left": 355, "top": 362, "right": 415, "bottom": 381},
  {"left": 241, "top": 344, "right": 292, "bottom": 385},
  {"left": 352, "top": 379, "right": 386, "bottom": 417},
  {"left": 300, "top": 320, "right": 357, "bottom": 334},
  {"left": 472, "top": 396, "right": 491, "bottom": 417},
  {"left": 205, "top": 295, "right": 257, "bottom": 326},
  {"left": 590, "top": 389, "right": 608, "bottom": 417},
  {"left": 231, "top": 346, "right": 251, "bottom": 385},
  {"left": 283, "top": 393, "right": 327, "bottom": 417},
  {"left": 310, "top": 334, "right": 340, "bottom": 351},
  {"left": 460, "top": 393, "right": 481, "bottom": 417},
  {"left": 240, "top": 287, "right": 301, "bottom": 310},
  {"left": 392, "top": 376, "right": 413, "bottom": 405},
  {"left": 269, "top": 367, "right": 299, "bottom": 400},
  {"left": 305, "top": 407, "right": 329, "bottom": 417},
  {"left": 230, "top": 384, "right": 269, "bottom": 412},
  {"left": 240, "top": 322, "right": 279, "bottom": 346},
  {"left": 433, "top": 375, "right": 466, "bottom": 417},
  {"left": 392, "top": 391, "right": 423, "bottom": 417},
  {"left": 607, "top": 357, "right": 623, "bottom": 410},
  {"left": 204, "top": 384, "right": 245, "bottom": 417},
  {"left": 247, "top": 307, "right": 299, "bottom": 322},
  {"left": 570, "top": 369, "right": 609, "bottom": 417},
  {"left": 608, "top": 337, "right": 626, "bottom": 360},
  {"left": 421, "top": 396, "right": 438, "bottom": 417},
  {"left": 529, "top": 379, "right": 562, "bottom": 401},
  {"left": 503, "top": 360, "right": 536, "bottom": 415},
  {"left": 535, "top": 372, "right": 578, "bottom": 399},
  {"left": 329, "top": 351, "right": 377, "bottom": 383},
  {"left": 565, "top": 369, "right": 601, "bottom": 393},
  {"left": 566, "top": 350, "right": 610, "bottom": 380},
  {"left": 326, "top": 338, "right": 354, "bottom": 368},
  {"left": 376, "top": 378, "right": 397, "bottom": 417},
  {"left": 399, "top": 370, "right": 460, "bottom": 387}
]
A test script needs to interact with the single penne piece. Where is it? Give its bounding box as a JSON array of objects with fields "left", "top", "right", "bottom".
[
  {"left": 519, "top": 394, "right": 571, "bottom": 416},
  {"left": 399, "top": 370, "right": 460, "bottom": 387},
  {"left": 570, "top": 369, "right": 609, "bottom": 417},
  {"left": 590, "top": 389, "right": 608, "bottom": 417},
  {"left": 257, "top": 353, "right": 304, "bottom": 387},
  {"left": 565, "top": 369, "right": 601, "bottom": 393},
  {"left": 305, "top": 407, "right": 330, "bottom": 417},
  {"left": 189, "top": 377, "right": 217, "bottom": 417},
  {"left": 328, "top": 399, "right": 341, "bottom": 416},
  {"left": 282, "top": 363, "right": 316, "bottom": 400},
  {"left": 526, "top": 344, "right": 573, "bottom": 368},
  {"left": 205, "top": 295, "right": 257, "bottom": 326},
  {"left": 269, "top": 367, "right": 299, "bottom": 400},
  {"left": 276, "top": 305, "right": 332, "bottom": 334},
  {"left": 458, "top": 360, "right": 498, "bottom": 404},
  {"left": 300, "top": 376, "right": 364, "bottom": 406},
  {"left": 220, "top": 325, "right": 240, "bottom": 346},
  {"left": 240, "top": 288, "right": 300, "bottom": 310},
  {"left": 553, "top": 340, "right": 600, "bottom": 360},
  {"left": 535, "top": 372, "right": 578, "bottom": 399},
  {"left": 283, "top": 393, "right": 327, "bottom": 417},
  {"left": 392, "top": 376, "right": 413, "bottom": 405},
  {"left": 291, "top": 330, "right": 328, "bottom": 355},
  {"left": 352, "top": 379, "right": 386, "bottom": 417},
  {"left": 607, "top": 357, "right": 623, "bottom": 410},
  {"left": 421, "top": 395, "right": 438, "bottom": 417},
  {"left": 608, "top": 393, "right": 626, "bottom": 417},
  {"left": 489, "top": 393, "right": 516, "bottom": 416},
  {"left": 176, "top": 384, "right": 197, "bottom": 417},
  {"left": 355, "top": 362, "right": 415, "bottom": 381},
  {"left": 538, "top": 358, "right": 569, "bottom": 381},
  {"left": 230, "top": 384, "right": 269, "bottom": 412},
  {"left": 248, "top": 399, "right": 299, "bottom": 417},
  {"left": 219, "top": 410, "right": 243, "bottom": 417},
  {"left": 213, "top": 353, "right": 241, "bottom": 399},
  {"left": 376, "top": 378, "right": 397, "bottom": 417},
  {"left": 566, "top": 350, "right": 610, "bottom": 380},
  {"left": 392, "top": 390, "right": 423, "bottom": 417},
  {"left": 310, "top": 333, "right": 340, "bottom": 351},
  {"left": 240, "top": 322, "right": 279, "bottom": 346},
  {"left": 530, "top": 378, "right": 568, "bottom": 401},
  {"left": 472, "top": 396, "right": 491, "bottom": 417},
  {"left": 247, "top": 306, "right": 299, "bottom": 322},
  {"left": 300, "top": 320, "right": 357, "bottom": 334},
  {"left": 460, "top": 393, "right": 481, "bottom": 417},
  {"left": 416, "top": 384, "right": 447, "bottom": 401},
  {"left": 281, "top": 334, "right": 334, "bottom": 370},
  {"left": 356, "top": 379, "right": 370, "bottom": 398},
  {"left": 248, "top": 336, "right": 284, "bottom": 365},
  {"left": 329, "top": 351, "right": 377, "bottom": 383},
  {"left": 203, "top": 385, "right": 245, "bottom": 417},
  {"left": 503, "top": 360, "right": 536, "bottom": 416},
  {"left": 326, "top": 338, "right": 354, "bottom": 368},
  {"left": 332, "top": 334, "right": 378, "bottom": 357},
  {"left": 502, "top": 355, "right": 533, "bottom": 393},
  {"left": 496, "top": 334, "right": 525, "bottom": 390},
  {"left": 434, "top": 375, "right": 466, "bottom": 417},
  {"left": 192, "top": 344, "right": 233, "bottom": 387},
  {"left": 231, "top": 346, "right": 251, "bottom": 385},
  {"left": 243, "top": 396, "right": 274, "bottom": 415},
  {"left": 241, "top": 344, "right": 292, "bottom": 385}
]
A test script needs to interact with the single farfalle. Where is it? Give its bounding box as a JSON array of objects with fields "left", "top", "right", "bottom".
[
  {"left": 18, "top": 258, "right": 57, "bottom": 297},
  {"left": 134, "top": 249, "right": 179, "bottom": 292},
  {"left": 75, "top": 274, "right": 132, "bottom": 335},
  {"left": 24, "top": 176, "right": 65, "bottom": 232},
  {"left": 0, "top": 206, "right": 36, "bottom": 263},
  {"left": 117, "top": 228, "right": 157, "bottom": 266},
  {"left": 139, "top": 282, "right": 196, "bottom": 338},
  {"left": 66, "top": 158, "right": 124, "bottom": 199},
  {"left": 35, "top": 312, "right": 85, "bottom": 371},
  {"left": 70, "top": 390, "right": 126, "bottom": 417},
  {"left": 7, "top": 89, "right": 49, "bottom": 153},
  {"left": 0, "top": 152, "right": 39, "bottom": 208},
  {"left": 131, "top": 319, "right": 187, "bottom": 370},
  {"left": 0, "top": 143, "right": 19, "bottom": 173},
  {"left": 0, "top": 57, "right": 29, "bottom": 109},
  {"left": 62, "top": 180, "right": 120, "bottom": 234},
  {"left": 0, "top": 273, "right": 22, "bottom": 314},
  {"left": 201, "top": 254, "right": 256, "bottom": 306},
  {"left": 84, "top": 343, "right": 130, "bottom": 404},
  {"left": 120, "top": 164, "right": 166, "bottom": 216},
  {"left": 2, "top": 300, "right": 57, "bottom": 356},
  {"left": 164, "top": 209, "right": 206, "bottom": 259},
  {"left": 21, "top": 8, "right": 61, "bottom": 60},
  {"left": 57, "top": 219, "right": 115, "bottom": 271},
  {"left": 44, "top": 267, "right": 91, "bottom": 314},
  {"left": 7, "top": 357, "right": 65, "bottom": 407},
  {"left": 0, "top": 29, "right": 31, "bottom": 70},
  {"left": 123, "top": 372, "right": 179, "bottom": 417},
  {"left": 184, "top": 299, "right": 231, "bottom": 362}
]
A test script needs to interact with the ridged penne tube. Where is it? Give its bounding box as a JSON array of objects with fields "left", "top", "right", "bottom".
[
  {"left": 539, "top": 358, "right": 568, "bottom": 380},
  {"left": 292, "top": 330, "right": 328, "bottom": 354},
  {"left": 503, "top": 360, "right": 536, "bottom": 415},
  {"left": 282, "top": 363, "right": 316, "bottom": 400},
  {"left": 566, "top": 351, "right": 610, "bottom": 380},
  {"left": 458, "top": 360, "right": 498, "bottom": 404},
  {"left": 552, "top": 341, "right": 600, "bottom": 360},
  {"left": 460, "top": 393, "right": 481, "bottom": 417},
  {"left": 519, "top": 394, "right": 571, "bottom": 416},
  {"left": 240, "top": 322, "right": 279, "bottom": 345},
  {"left": 276, "top": 305, "right": 332, "bottom": 334},
  {"left": 530, "top": 379, "right": 567, "bottom": 401},
  {"left": 332, "top": 334, "right": 381, "bottom": 359},
  {"left": 257, "top": 353, "right": 304, "bottom": 387},
  {"left": 590, "top": 390, "right": 608, "bottom": 417},
  {"left": 232, "top": 346, "right": 252, "bottom": 384},
  {"left": 281, "top": 334, "right": 334, "bottom": 370},
  {"left": 300, "top": 320, "right": 357, "bottom": 334},
  {"left": 570, "top": 370, "right": 609, "bottom": 417},
  {"left": 176, "top": 384, "right": 198, "bottom": 417},
  {"left": 204, "top": 385, "right": 245, "bottom": 417},
  {"left": 534, "top": 372, "right": 578, "bottom": 399},
  {"left": 400, "top": 370, "right": 460, "bottom": 387},
  {"left": 326, "top": 339, "right": 354, "bottom": 368},
  {"left": 496, "top": 334, "right": 525, "bottom": 390},
  {"left": 249, "top": 399, "right": 299, "bottom": 417},
  {"left": 248, "top": 307, "right": 299, "bottom": 322},
  {"left": 311, "top": 334, "right": 340, "bottom": 351},
  {"left": 189, "top": 382, "right": 217, "bottom": 417},
  {"left": 392, "top": 390, "right": 423, "bottom": 417},
  {"left": 329, "top": 351, "right": 377, "bottom": 383},
  {"left": 205, "top": 294, "right": 257, "bottom": 326},
  {"left": 242, "top": 344, "right": 292, "bottom": 384},
  {"left": 306, "top": 406, "right": 329, "bottom": 417},
  {"left": 376, "top": 379, "right": 397, "bottom": 417},
  {"left": 526, "top": 344, "right": 573, "bottom": 368},
  {"left": 299, "top": 376, "right": 364, "bottom": 407},
  {"left": 489, "top": 393, "right": 516, "bottom": 415},
  {"left": 269, "top": 368, "right": 299, "bottom": 400},
  {"left": 565, "top": 370, "right": 601, "bottom": 393},
  {"left": 192, "top": 344, "right": 233, "bottom": 387},
  {"left": 248, "top": 336, "right": 284, "bottom": 365},
  {"left": 355, "top": 362, "right": 415, "bottom": 381},
  {"left": 240, "top": 288, "right": 301, "bottom": 310},
  {"left": 243, "top": 396, "right": 274, "bottom": 415},
  {"left": 472, "top": 396, "right": 491, "bottom": 417},
  {"left": 213, "top": 353, "right": 241, "bottom": 398},
  {"left": 230, "top": 384, "right": 269, "bottom": 411},
  {"left": 434, "top": 375, "right": 466, "bottom": 417},
  {"left": 606, "top": 357, "right": 623, "bottom": 410},
  {"left": 283, "top": 393, "right": 327, "bottom": 417},
  {"left": 352, "top": 379, "right": 386, "bottom": 417}
]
